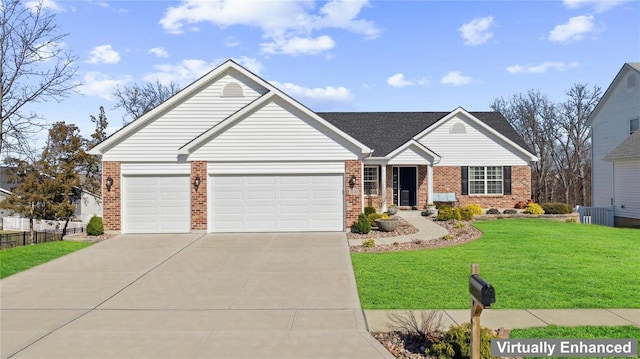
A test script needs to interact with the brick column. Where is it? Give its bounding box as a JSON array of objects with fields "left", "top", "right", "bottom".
[
  {"left": 191, "top": 161, "right": 207, "bottom": 230},
  {"left": 102, "top": 161, "right": 121, "bottom": 232},
  {"left": 345, "top": 160, "right": 362, "bottom": 229},
  {"left": 418, "top": 165, "right": 428, "bottom": 209}
]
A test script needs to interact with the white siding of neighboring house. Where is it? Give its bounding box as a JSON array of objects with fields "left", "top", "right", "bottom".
[
  {"left": 613, "top": 159, "right": 640, "bottom": 219},
  {"left": 75, "top": 191, "right": 102, "bottom": 223},
  {"left": 189, "top": 98, "right": 359, "bottom": 162},
  {"left": 417, "top": 115, "right": 530, "bottom": 166},
  {"left": 388, "top": 145, "right": 432, "bottom": 165},
  {"left": 102, "top": 70, "right": 268, "bottom": 162},
  {"left": 591, "top": 67, "right": 640, "bottom": 207}
]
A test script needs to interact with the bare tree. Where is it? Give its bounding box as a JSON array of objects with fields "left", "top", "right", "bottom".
[
  {"left": 112, "top": 81, "right": 180, "bottom": 124},
  {"left": 0, "top": 0, "right": 78, "bottom": 158}
]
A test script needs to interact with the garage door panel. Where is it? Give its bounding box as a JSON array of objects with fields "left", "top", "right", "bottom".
[
  {"left": 210, "top": 174, "right": 343, "bottom": 232},
  {"left": 123, "top": 175, "right": 190, "bottom": 233}
]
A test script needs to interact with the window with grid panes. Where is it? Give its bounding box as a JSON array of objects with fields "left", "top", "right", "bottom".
[
  {"left": 469, "top": 166, "right": 503, "bottom": 195},
  {"left": 363, "top": 166, "right": 379, "bottom": 195}
]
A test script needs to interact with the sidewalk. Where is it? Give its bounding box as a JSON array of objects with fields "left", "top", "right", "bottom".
[
  {"left": 348, "top": 210, "right": 448, "bottom": 246},
  {"left": 364, "top": 309, "right": 640, "bottom": 331}
]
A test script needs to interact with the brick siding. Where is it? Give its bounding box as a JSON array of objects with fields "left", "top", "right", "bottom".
[
  {"left": 191, "top": 161, "right": 207, "bottom": 230},
  {"left": 345, "top": 160, "right": 362, "bottom": 228},
  {"left": 433, "top": 165, "right": 532, "bottom": 208},
  {"left": 102, "top": 161, "right": 121, "bottom": 231}
]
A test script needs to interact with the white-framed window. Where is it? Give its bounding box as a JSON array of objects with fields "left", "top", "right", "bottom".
[
  {"left": 363, "top": 166, "right": 379, "bottom": 196},
  {"left": 631, "top": 119, "right": 639, "bottom": 135},
  {"left": 469, "top": 166, "right": 503, "bottom": 195}
]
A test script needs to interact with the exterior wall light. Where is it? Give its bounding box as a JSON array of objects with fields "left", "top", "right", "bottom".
[
  {"left": 193, "top": 176, "right": 201, "bottom": 191},
  {"left": 105, "top": 176, "right": 114, "bottom": 192},
  {"left": 349, "top": 175, "right": 357, "bottom": 187}
]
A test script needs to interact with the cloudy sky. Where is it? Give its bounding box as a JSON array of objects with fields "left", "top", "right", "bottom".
[{"left": 21, "top": 0, "right": 640, "bottom": 142}]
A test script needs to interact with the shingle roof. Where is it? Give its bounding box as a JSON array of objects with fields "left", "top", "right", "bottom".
[
  {"left": 604, "top": 130, "right": 640, "bottom": 161},
  {"left": 628, "top": 62, "right": 640, "bottom": 72},
  {"left": 317, "top": 111, "right": 531, "bottom": 156}
]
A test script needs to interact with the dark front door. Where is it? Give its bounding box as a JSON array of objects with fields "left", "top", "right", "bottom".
[{"left": 399, "top": 167, "right": 417, "bottom": 207}]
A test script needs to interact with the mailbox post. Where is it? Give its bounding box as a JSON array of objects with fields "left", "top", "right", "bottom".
[{"left": 469, "top": 264, "right": 495, "bottom": 359}]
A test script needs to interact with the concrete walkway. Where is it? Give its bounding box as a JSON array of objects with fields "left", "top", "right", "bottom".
[
  {"left": 348, "top": 210, "right": 448, "bottom": 247},
  {"left": 1, "top": 233, "right": 394, "bottom": 359},
  {"left": 365, "top": 309, "right": 640, "bottom": 331}
]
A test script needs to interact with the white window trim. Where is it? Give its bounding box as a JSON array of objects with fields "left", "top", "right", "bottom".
[
  {"left": 364, "top": 166, "right": 380, "bottom": 196},
  {"left": 469, "top": 166, "right": 503, "bottom": 195}
]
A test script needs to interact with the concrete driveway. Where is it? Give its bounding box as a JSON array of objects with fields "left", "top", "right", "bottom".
[{"left": 0, "top": 233, "right": 393, "bottom": 359}]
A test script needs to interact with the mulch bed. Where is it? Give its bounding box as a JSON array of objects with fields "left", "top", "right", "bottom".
[{"left": 347, "top": 216, "right": 418, "bottom": 240}]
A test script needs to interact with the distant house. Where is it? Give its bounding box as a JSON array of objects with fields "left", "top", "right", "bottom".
[{"left": 587, "top": 62, "right": 640, "bottom": 227}]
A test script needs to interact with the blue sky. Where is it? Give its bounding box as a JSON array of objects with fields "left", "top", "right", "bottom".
[{"left": 23, "top": 0, "right": 640, "bottom": 143}]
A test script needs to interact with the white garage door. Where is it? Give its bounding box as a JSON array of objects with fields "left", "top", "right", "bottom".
[
  {"left": 123, "top": 175, "right": 191, "bottom": 233},
  {"left": 210, "top": 175, "right": 343, "bottom": 232}
]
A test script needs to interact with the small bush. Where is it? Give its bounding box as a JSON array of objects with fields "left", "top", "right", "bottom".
[
  {"left": 485, "top": 208, "right": 500, "bottom": 215},
  {"left": 435, "top": 206, "right": 461, "bottom": 221},
  {"left": 502, "top": 209, "right": 517, "bottom": 214},
  {"left": 566, "top": 218, "right": 577, "bottom": 223},
  {"left": 356, "top": 213, "right": 371, "bottom": 234},
  {"left": 454, "top": 222, "right": 466, "bottom": 229},
  {"left": 86, "top": 215, "right": 104, "bottom": 236},
  {"left": 387, "top": 310, "right": 445, "bottom": 343},
  {"left": 459, "top": 207, "right": 474, "bottom": 221},
  {"left": 524, "top": 202, "right": 545, "bottom": 215},
  {"left": 442, "top": 234, "right": 453, "bottom": 241},
  {"left": 514, "top": 201, "right": 526, "bottom": 209},
  {"left": 364, "top": 206, "right": 377, "bottom": 216},
  {"left": 362, "top": 239, "right": 375, "bottom": 248},
  {"left": 541, "top": 203, "right": 573, "bottom": 214},
  {"left": 427, "top": 323, "right": 498, "bottom": 359},
  {"left": 367, "top": 212, "right": 388, "bottom": 227},
  {"left": 464, "top": 204, "right": 483, "bottom": 216}
]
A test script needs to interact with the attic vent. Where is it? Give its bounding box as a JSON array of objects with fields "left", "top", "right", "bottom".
[
  {"left": 628, "top": 74, "right": 636, "bottom": 89},
  {"left": 450, "top": 123, "right": 466, "bottom": 133},
  {"left": 221, "top": 82, "right": 244, "bottom": 97}
]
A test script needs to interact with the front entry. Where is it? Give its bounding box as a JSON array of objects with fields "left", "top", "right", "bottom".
[{"left": 392, "top": 167, "right": 417, "bottom": 207}]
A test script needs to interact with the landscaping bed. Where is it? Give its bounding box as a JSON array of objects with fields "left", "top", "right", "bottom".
[{"left": 347, "top": 216, "right": 418, "bottom": 240}]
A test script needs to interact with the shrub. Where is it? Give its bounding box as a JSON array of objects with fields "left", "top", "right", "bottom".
[
  {"left": 566, "top": 218, "right": 577, "bottom": 223},
  {"left": 387, "top": 310, "right": 445, "bottom": 343},
  {"left": 485, "top": 208, "right": 500, "bottom": 215},
  {"left": 464, "top": 204, "right": 483, "bottom": 216},
  {"left": 367, "top": 212, "right": 388, "bottom": 227},
  {"left": 514, "top": 201, "right": 526, "bottom": 209},
  {"left": 454, "top": 222, "right": 466, "bottom": 229},
  {"left": 364, "top": 206, "right": 376, "bottom": 216},
  {"left": 86, "top": 215, "right": 104, "bottom": 236},
  {"left": 541, "top": 203, "right": 573, "bottom": 214},
  {"left": 442, "top": 234, "right": 453, "bottom": 241},
  {"left": 355, "top": 213, "right": 371, "bottom": 234},
  {"left": 427, "top": 323, "right": 498, "bottom": 359},
  {"left": 362, "top": 239, "right": 375, "bottom": 248},
  {"left": 435, "top": 206, "right": 461, "bottom": 221},
  {"left": 524, "top": 202, "right": 545, "bottom": 215},
  {"left": 459, "top": 207, "right": 474, "bottom": 221},
  {"left": 502, "top": 209, "right": 517, "bottom": 214}
]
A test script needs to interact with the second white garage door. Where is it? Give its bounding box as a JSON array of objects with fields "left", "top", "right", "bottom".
[
  {"left": 210, "top": 175, "right": 344, "bottom": 232},
  {"left": 122, "top": 175, "right": 191, "bottom": 233}
]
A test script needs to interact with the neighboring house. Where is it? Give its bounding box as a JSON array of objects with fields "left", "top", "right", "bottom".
[
  {"left": 89, "top": 60, "right": 536, "bottom": 234},
  {"left": 587, "top": 62, "right": 640, "bottom": 227}
]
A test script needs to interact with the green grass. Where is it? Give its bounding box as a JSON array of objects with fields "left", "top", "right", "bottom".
[
  {"left": 510, "top": 325, "right": 640, "bottom": 359},
  {"left": 351, "top": 219, "right": 640, "bottom": 309},
  {"left": 0, "top": 241, "right": 92, "bottom": 278}
]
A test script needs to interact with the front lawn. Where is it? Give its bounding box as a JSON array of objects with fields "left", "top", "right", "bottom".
[
  {"left": 351, "top": 219, "right": 640, "bottom": 309},
  {"left": 0, "top": 241, "right": 92, "bottom": 279},
  {"left": 510, "top": 325, "right": 640, "bottom": 359}
]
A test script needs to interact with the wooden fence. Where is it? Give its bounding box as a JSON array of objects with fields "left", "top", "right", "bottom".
[{"left": 577, "top": 206, "right": 615, "bottom": 227}]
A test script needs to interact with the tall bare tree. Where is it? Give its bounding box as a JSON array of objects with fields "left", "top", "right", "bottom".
[
  {"left": 112, "top": 81, "right": 180, "bottom": 124},
  {"left": 0, "top": 0, "right": 78, "bottom": 158}
]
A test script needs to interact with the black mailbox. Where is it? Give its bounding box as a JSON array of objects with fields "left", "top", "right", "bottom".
[{"left": 469, "top": 274, "right": 495, "bottom": 307}]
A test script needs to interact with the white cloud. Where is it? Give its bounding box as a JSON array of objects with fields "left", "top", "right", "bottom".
[
  {"left": 507, "top": 61, "right": 580, "bottom": 74},
  {"left": 77, "top": 72, "right": 131, "bottom": 100},
  {"left": 159, "top": 0, "right": 379, "bottom": 55},
  {"left": 440, "top": 71, "right": 472, "bottom": 86},
  {"left": 261, "top": 35, "right": 335, "bottom": 56},
  {"left": 224, "top": 36, "right": 240, "bottom": 47},
  {"left": 148, "top": 47, "right": 169, "bottom": 58},
  {"left": 271, "top": 81, "right": 354, "bottom": 104},
  {"left": 87, "top": 45, "right": 120, "bottom": 64},
  {"left": 548, "top": 15, "right": 598, "bottom": 43},
  {"left": 25, "top": 0, "right": 63, "bottom": 12},
  {"left": 144, "top": 56, "right": 265, "bottom": 85},
  {"left": 387, "top": 73, "right": 414, "bottom": 88},
  {"left": 563, "top": 0, "right": 629, "bottom": 13},
  {"left": 458, "top": 16, "right": 494, "bottom": 46}
]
